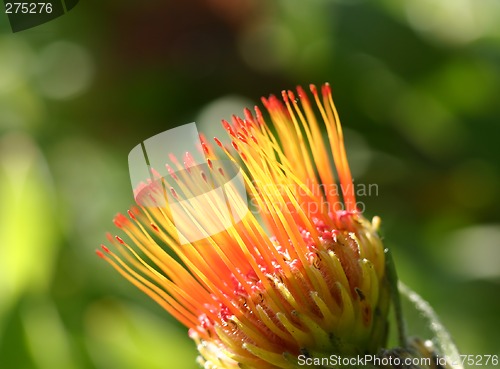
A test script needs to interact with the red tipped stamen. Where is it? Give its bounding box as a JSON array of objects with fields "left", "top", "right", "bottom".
[
  {"left": 233, "top": 115, "right": 246, "bottom": 130},
  {"left": 166, "top": 164, "right": 178, "bottom": 180},
  {"left": 113, "top": 218, "right": 122, "bottom": 228},
  {"left": 202, "top": 142, "right": 210, "bottom": 155},
  {"left": 185, "top": 152, "right": 194, "bottom": 165},
  {"left": 322, "top": 82, "right": 332, "bottom": 96},
  {"left": 150, "top": 168, "right": 162, "bottom": 179},
  {"left": 105, "top": 232, "right": 114, "bottom": 243},
  {"left": 281, "top": 90, "right": 289, "bottom": 103},
  {"left": 309, "top": 83, "right": 318, "bottom": 95},
  {"left": 222, "top": 120, "right": 236, "bottom": 137},
  {"left": 254, "top": 106, "right": 265, "bottom": 125},
  {"left": 214, "top": 137, "right": 223, "bottom": 147},
  {"left": 243, "top": 108, "right": 255, "bottom": 124},
  {"left": 199, "top": 133, "right": 211, "bottom": 156},
  {"left": 261, "top": 97, "right": 269, "bottom": 109},
  {"left": 237, "top": 134, "right": 247, "bottom": 144},
  {"left": 168, "top": 153, "right": 178, "bottom": 164}
]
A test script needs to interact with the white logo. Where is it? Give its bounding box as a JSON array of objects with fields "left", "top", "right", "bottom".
[{"left": 128, "top": 123, "right": 248, "bottom": 244}]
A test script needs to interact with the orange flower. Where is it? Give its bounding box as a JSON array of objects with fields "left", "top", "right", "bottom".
[{"left": 98, "top": 84, "right": 389, "bottom": 369}]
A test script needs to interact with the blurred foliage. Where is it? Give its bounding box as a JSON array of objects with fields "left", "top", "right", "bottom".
[{"left": 1, "top": 0, "right": 499, "bottom": 368}]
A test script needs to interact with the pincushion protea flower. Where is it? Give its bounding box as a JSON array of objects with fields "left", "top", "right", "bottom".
[{"left": 97, "top": 84, "right": 392, "bottom": 369}]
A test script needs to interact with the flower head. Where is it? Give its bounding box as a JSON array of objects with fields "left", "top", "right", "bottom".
[{"left": 98, "top": 84, "right": 389, "bottom": 369}]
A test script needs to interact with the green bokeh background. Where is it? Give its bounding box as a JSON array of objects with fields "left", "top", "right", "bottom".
[{"left": 1, "top": 1, "right": 499, "bottom": 368}]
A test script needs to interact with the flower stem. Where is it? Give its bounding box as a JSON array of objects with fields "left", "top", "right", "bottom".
[{"left": 385, "top": 248, "right": 407, "bottom": 347}]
